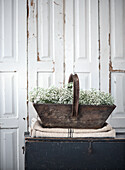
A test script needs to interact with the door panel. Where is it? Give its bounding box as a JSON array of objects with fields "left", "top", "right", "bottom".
[
  {"left": 65, "top": 0, "right": 99, "bottom": 89},
  {"left": 28, "top": 0, "right": 64, "bottom": 122},
  {"left": 110, "top": 73, "right": 125, "bottom": 128},
  {"left": 38, "top": 0, "right": 54, "bottom": 60},
  {"left": 110, "top": 0, "right": 125, "bottom": 130},
  {"left": 0, "top": 0, "right": 27, "bottom": 169},
  {"left": 0, "top": 73, "right": 18, "bottom": 119},
  {"left": 0, "top": 129, "right": 18, "bottom": 170},
  {"left": 0, "top": 0, "right": 18, "bottom": 62},
  {"left": 28, "top": 0, "right": 99, "bottom": 123},
  {"left": 37, "top": 72, "right": 53, "bottom": 88},
  {"left": 110, "top": 0, "right": 125, "bottom": 70},
  {"left": 100, "top": 0, "right": 125, "bottom": 131}
]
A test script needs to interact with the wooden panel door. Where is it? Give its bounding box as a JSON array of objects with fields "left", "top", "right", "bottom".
[
  {"left": 28, "top": 0, "right": 99, "bottom": 123},
  {"left": 110, "top": 0, "right": 125, "bottom": 131},
  {"left": 65, "top": 0, "right": 99, "bottom": 89},
  {"left": 28, "top": 0, "right": 125, "bottom": 131},
  {"left": 100, "top": 0, "right": 125, "bottom": 131},
  {"left": 0, "top": 0, "right": 27, "bottom": 169},
  {"left": 28, "top": 0, "right": 64, "bottom": 122}
]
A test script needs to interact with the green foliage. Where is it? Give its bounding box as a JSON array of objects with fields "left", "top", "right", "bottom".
[{"left": 29, "top": 83, "right": 114, "bottom": 105}]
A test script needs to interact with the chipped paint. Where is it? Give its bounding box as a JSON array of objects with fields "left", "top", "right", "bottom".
[
  {"left": 27, "top": 30, "right": 29, "bottom": 39},
  {"left": 27, "top": 1, "right": 29, "bottom": 18},
  {"left": 108, "top": 29, "right": 125, "bottom": 93},
  {"left": 109, "top": 72, "right": 111, "bottom": 93},
  {"left": 52, "top": 67, "right": 55, "bottom": 73},
  {"left": 52, "top": 61, "right": 55, "bottom": 72},
  {"left": 109, "top": 60, "right": 125, "bottom": 73},
  {"left": 27, "top": 115, "right": 29, "bottom": 122},
  {"left": 99, "top": 62, "right": 101, "bottom": 70},
  {"left": 37, "top": 52, "right": 40, "bottom": 61},
  {"left": 109, "top": 50, "right": 112, "bottom": 93},
  {"left": 27, "top": 0, "right": 29, "bottom": 131},
  {"left": 109, "top": 60, "right": 113, "bottom": 72},
  {"left": 109, "top": 58, "right": 125, "bottom": 93},
  {"left": 30, "top": 0, "right": 35, "bottom": 18},
  {"left": 108, "top": 33, "right": 110, "bottom": 46},
  {"left": 98, "top": 0, "right": 101, "bottom": 90},
  {"left": 31, "top": 0, "right": 34, "bottom": 6},
  {"left": 63, "top": 0, "right": 65, "bottom": 86},
  {"left": 98, "top": 39, "right": 100, "bottom": 51},
  {"left": 111, "top": 70, "right": 125, "bottom": 73}
]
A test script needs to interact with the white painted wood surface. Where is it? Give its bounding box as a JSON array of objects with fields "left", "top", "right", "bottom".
[
  {"left": 100, "top": 0, "right": 125, "bottom": 131},
  {"left": 0, "top": 0, "right": 27, "bottom": 170},
  {"left": 28, "top": 0, "right": 64, "bottom": 123},
  {"left": 28, "top": 0, "right": 125, "bottom": 131},
  {"left": 28, "top": 0, "right": 99, "bottom": 123},
  {"left": 110, "top": 73, "right": 125, "bottom": 130},
  {"left": 110, "top": 0, "right": 125, "bottom": 70},
  {"left": 100, "top": 0, "right": 110, "bottom": 93},
  {"left": 65, "top": 0, "right": 99, "bottom": 89},
  {"left": 0, "top": 0, "right": 125, "bottom": 169}
]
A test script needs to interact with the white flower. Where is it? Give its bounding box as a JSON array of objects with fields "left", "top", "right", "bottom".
[{"left": 29, "top": 84, "right": 114, "bottom": 105}]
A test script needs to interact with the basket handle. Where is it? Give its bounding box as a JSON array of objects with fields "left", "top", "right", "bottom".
[{"left": 68, "top": 74, "right": 79, "bottom": 116}]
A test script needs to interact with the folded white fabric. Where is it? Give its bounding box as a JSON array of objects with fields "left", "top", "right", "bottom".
[{"left": 30, "top": 118, "right": 116, "bottom": 138}]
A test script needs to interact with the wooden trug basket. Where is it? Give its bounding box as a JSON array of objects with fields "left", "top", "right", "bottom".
[{"left": 33, "top": 74, "right": 116, "bottom": 129}]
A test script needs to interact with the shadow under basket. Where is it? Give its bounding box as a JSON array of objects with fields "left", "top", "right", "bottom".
[{"left": 33, "top": 74, "right": 116, "bottom": 129}]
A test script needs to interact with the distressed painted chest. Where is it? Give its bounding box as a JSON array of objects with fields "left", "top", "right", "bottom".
[{"left": 25, "top": 136, "right": 125, "bottom": 170}]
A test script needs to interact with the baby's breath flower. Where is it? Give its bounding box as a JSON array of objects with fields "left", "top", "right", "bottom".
[{"left": 29, "top": 84, "right": 114, "bottom": 105}]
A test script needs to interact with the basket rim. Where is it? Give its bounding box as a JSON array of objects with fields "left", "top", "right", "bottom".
[{"left": 33, "top": 103, "right": 116, "bottom": 108}]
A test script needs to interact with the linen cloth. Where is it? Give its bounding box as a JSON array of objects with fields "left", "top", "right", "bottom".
[{"left": 30, "top": 118, "right": 116, "bottom": 138}]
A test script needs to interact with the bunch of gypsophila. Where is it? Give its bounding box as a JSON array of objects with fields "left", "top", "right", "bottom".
[{"left": 29, "top": 83, "right": 114, "bottom": 105}]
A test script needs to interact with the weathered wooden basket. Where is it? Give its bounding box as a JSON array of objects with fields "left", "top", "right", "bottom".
[{"left": 33, "top": 74, "right": 116, "bottom": 129}]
